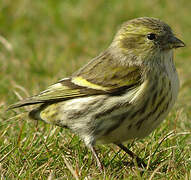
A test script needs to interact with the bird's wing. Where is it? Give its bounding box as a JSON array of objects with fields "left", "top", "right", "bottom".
[{"left": 8, "top": 52, "right": 142, "bottom": 109}]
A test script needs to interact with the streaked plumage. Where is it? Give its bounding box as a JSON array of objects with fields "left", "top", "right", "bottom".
[{"left": 8, "top": 17, "right": 185, "bottom": 169}]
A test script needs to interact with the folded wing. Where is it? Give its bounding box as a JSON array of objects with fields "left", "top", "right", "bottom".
[{"left": 8, "top": 52, "right": 142, "bottom": 110}]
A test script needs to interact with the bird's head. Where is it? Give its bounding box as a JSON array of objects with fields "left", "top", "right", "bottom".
[{"left": 110, "top": 17, "right": 185, "bottom": 64}]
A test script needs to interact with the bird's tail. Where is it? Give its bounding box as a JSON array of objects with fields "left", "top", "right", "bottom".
[{"left": 7, "top": 97, "right": 43, "bottom": 110}]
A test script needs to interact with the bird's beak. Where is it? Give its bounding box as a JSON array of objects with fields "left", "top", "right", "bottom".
[{"left": 168, "top": 36, "right": 185, "bottom": 49}]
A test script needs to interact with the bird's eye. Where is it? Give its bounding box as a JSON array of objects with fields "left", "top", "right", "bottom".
[{"left": 147, "top": 33, "right": 156, "bottom": 40}]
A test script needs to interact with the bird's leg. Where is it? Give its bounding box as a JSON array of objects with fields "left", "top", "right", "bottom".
[
  {"left": 115, "top": 143, "right": 146, "bottom": 168},
  {"left": 89, "top": 145, "right": 103, "bottom": 171}
]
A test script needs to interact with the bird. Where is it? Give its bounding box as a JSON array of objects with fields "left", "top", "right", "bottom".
[{"left": 8, "top": 17, "right": 185, "bottom": 170}]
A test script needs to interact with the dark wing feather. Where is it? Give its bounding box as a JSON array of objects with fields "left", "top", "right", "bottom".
[{"left": 8, "top": 51, "right": 142, "bottom": 110}]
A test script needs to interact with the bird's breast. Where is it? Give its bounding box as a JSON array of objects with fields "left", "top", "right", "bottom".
[{"left": 97, "top": 57, "right": 179, "bottom": 144}]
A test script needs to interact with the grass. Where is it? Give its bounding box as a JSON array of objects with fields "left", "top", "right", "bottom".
[{"left": 1, "top": 0, "right": 191, "bottom": 179}]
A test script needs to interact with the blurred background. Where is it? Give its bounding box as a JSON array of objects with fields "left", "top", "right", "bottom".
[{"left": 0, "top": 0, "right": 191, "bottom": 179}]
